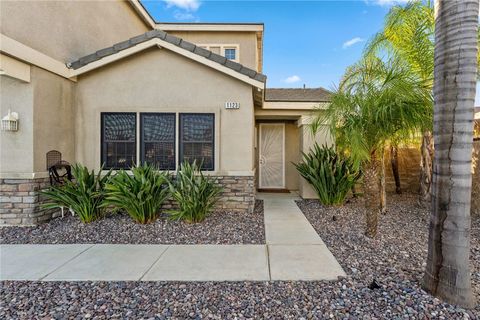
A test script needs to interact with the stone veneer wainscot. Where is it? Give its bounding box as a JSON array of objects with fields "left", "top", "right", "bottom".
[
  {"left": 0, "top": 175, "right": 256, "bottom": 226},
  {"left": 0, "top": 178, "right": 60, "bottom": 225}
]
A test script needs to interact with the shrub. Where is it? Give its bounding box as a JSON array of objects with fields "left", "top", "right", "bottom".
[
  {"left": 42, "top": 164, "right": 112, "bottom": 223},
  {"left": 103, "top": 164, "right": 171, "bottom": 224},
  {"left": 294, "top": 143, "right": 361, "bottom": 205},
  {"left": 168, "top": 161, "right": 222, "bottom": 223}
]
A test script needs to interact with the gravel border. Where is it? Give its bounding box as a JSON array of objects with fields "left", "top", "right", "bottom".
[
  {"left": 0, "top": 200, "right": 264, "bottom": 245},
  {"left": 1, "top": 195, "right": 479, "bottom": 318},
  {"left": 297, "top": 193, "right": 480, "bottom": 317}
]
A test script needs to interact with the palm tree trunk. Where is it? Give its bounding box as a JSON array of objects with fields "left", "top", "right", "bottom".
[
  {"left": 363, "top": 151, "right": 380, "bottom": 238},
  {"left": 423, "top": 0, "right": 478, "bottom": 308},
  {"left": 380, "top": 147, "right": 387, "bottom": 214},
  {"left": 418, "top": 131, "right": 433, "bottom": 207},
  {"left": 390, "top": 144, "right": 401, "bottom": 194}
]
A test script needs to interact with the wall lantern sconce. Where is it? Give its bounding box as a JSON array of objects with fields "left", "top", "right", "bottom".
[{"left": 1, "top": 110, "right": 19, "bottom": 132}]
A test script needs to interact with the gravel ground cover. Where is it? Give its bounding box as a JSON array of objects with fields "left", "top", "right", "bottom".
[
  {"left": 1, "top": 194, "right": 479, "bottom": 319},
  {"left": 0, "top": 201, "right": 264, "bottom": 245}
]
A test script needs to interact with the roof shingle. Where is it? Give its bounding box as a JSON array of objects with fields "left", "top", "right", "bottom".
[
  {"left": 265, "top": 88, "right": 332, "bottom": 102},
  {"left": 67, "top": 29, "right": 266, "bottom": 83}
]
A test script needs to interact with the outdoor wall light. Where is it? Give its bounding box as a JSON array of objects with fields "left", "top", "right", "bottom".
[{"left": 1, "top": 110, "right": 19, "bottom": 132}]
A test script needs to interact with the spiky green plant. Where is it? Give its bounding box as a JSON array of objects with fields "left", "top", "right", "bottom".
[
  {"left": 295, "top": 143, "right": 361, "bottom": 206},
  {"left": 41, "top": 164, "right": 112, "bottom": 223},
  {"left": 103, "top": 163, "right": 171, "bottom": 224},
  {"left": 168, "top": 161, "right": 222, "bottom": 223}
]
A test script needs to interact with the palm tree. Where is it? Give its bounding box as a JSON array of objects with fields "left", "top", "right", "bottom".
[
  {"left": 364, "top": 0, "right": 435, "bottom": 206},
  {"left": 422, "top": 0, "right": 478, "bottom": 308},
  {"left": 317, "top": 56, "right": 431, "bottom": 237}
]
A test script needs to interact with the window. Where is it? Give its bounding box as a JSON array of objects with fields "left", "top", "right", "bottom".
[
  {"left": 224, "top": 48, "right": 236, "bottom": 61},
  {"left": 180, "top": 113, "right": 214, "bottom": 170},
  {"left": 141, "top": 113, "right": 176, "bottom": 170},
  {"left": 197, "top": 44, "right": 239, "bottom": 62},
  {"left": 101, "top": 113, "right": 136, "bottom": 169}
]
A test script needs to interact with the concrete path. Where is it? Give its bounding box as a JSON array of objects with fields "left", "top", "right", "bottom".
[{"left": 0, "top": 193, "right": 345, "bottom": 282}]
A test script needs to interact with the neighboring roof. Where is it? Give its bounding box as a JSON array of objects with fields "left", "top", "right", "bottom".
[
  {"left": 475, "top": 107, "right": 480, "bottom": 120},
  {"left": 67, "top": 29, "right": 266, "bottom": 84},
  {"left": 265, "top": 87, "right": 332, "bottom": 102}
]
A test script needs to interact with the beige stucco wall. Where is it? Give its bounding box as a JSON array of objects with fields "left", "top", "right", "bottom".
[
  {"left": 285, "top": 122, "right": 300, "bottom": 190},
  {"left": 75, "top": 48, "right": 255, "bottom": 174},
  {"left": 0, "top": 0, "right": 148, "bottom": 62},
  {"left": 298, "top": 123, "right": 334, "bottom": 199},
  {"left": 0, "top": 75, "right": 34, "bottom": 174},
  {"left": 169, "top": 31, "right": 258, "bottom": 71},
  {"left": 0, "top": 66, "right": 76, "bottom": 176},
  {"left": 32, "top": 67, "right": 75, "bottom": 172}
]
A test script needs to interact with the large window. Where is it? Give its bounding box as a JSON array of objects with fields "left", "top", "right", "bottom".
[
  {"left": 179, "top": 113, "right": 215, "bottom": 170},
  {"left": 101, "top": 113, "right": 136, "bottom": 169},
  {"left": 141, "top": 113, "right": 176, "bottom": 170}
]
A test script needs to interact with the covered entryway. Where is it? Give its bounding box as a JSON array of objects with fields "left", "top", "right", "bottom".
[{"left": 258, "top": 123, "right": 285, "bottom": 189}]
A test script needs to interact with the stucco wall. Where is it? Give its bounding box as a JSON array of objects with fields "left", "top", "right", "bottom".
[
  {"left": 0, "top": 76, "right": 34, "bottom": 174},
  {"left": 285, "top": 122, "right": 300, "bottom": 190},
  {"left": 169, "top": 31, "right": 258, "bottom": 71},
  {"left": 32, "top": 67, "right": 75, "bottom": 172},
  {"left": 0, "top": 0, "right": 148, "bottom": 62},
  {"left": 75, "top": 48, "right": 255, "bottom": 173}
]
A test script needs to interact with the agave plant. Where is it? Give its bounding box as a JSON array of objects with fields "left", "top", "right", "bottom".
[
  {"left": 41, "top": 164, "right": 112, "bottom": 223},
  {"left": 294, "top": 143, "right": 361, "bottom": 206},
  {"left": 103, "top": 163, "right": 171, "bottom": 224},
  {"left": 168, "top": 161, "right": 222, "bottom": 223}
]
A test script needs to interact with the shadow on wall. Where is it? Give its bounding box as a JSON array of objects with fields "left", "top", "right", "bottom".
[{"left": 384, "top": 147, "right": 421, "bottom": 194}]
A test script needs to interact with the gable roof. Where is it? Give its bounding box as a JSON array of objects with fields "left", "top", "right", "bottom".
[
  {"left": 67, "top": 29, "right": 266, "bottom": 87},
  {"left": 265, "top": 87, "right": 331, "bottom": 102}
]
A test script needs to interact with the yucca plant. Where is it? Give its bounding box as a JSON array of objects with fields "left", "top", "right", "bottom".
[
  {"left": 168, "top": 161, "right": 222, "bottom": 223},
  {"left": 41, "top": 164, "right": 112, "bottom": 223},
  {"left": 294, "top": 143, "right": 361, "bottom": 206},
  {"left": 103, "top": 163, "right": 171, "bottom": 224}
]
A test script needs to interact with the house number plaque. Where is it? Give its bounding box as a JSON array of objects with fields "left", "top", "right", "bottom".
[{"left": 225, "top": 102, "right": 240, "bottom": 109}]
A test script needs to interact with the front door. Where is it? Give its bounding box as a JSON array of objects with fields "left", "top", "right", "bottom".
[{"left": 258, "top": 123, "right": 285, "bottom": 189}]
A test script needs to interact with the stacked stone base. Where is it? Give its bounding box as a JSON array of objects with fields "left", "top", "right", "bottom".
[
  {"left": 213, "top": 176, "right": 255, "bottom": 213},
  {"left": 0, "top": 178, "right": 60, "bottom": 226},
  {"left": 0, "top": 175, "right": 256, "bottom": 226}
]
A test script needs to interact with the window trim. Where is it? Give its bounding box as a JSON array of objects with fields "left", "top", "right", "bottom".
[
  {"left": 101, "top": 112, "right": 137, "bottom": 170},
  {"left": 179, "top": 113, "right": 215, "bottom": 171},
  {"left": 140, "top": 112, "right": 176, "bottom": 170},
  {"left": 198, "top": 44, "right": 240, "bottom": 63}
]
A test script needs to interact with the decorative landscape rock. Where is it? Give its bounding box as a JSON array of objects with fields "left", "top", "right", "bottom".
[
  {"left": 0, "top": 201, "right": 264, "bottom": 245},
  {"left": 1, "top": 194, "right": 478, "bottom": 318}
]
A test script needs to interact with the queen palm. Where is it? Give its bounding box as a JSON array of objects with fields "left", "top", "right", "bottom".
[
  {"left": 318, "top": 55, "right": 431, "bottom": 237},
  {"left": 422, "top": 0, "right": 478, "bottom": 308},
  {"left": 364, "top": 0, "right": 435, "bottom": 206}
]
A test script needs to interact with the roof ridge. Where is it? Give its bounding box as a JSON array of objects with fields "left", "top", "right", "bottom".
[{"left": 67, "top": 29, "right": 266, "bottom": 83}]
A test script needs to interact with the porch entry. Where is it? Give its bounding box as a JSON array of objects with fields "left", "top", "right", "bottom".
[{"left": 258, "top": 123, "right": 285, "bottom": 189}]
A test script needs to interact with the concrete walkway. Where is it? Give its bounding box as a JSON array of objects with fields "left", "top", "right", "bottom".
[{"left": 0, "top": 193, "right": 345, "bottom": 282}]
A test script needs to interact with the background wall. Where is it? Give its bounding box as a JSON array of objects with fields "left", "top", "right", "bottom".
[
  {"left": 384, "top": 147, "right": 421, "bottom": 194},
  {"left": 0, "top": 0, "right": 148, "bottom": 62},
  {"left": 0, "top": 76, "right": 34, "bottom": 174},
  {"left": 75, "top": 48, "right": 255, "bottom": 174},
  {"left": 169, "top": 31, "right": 258, "bottom": 71},
  {"left": 32, "top": 67, "right": 75, "bottom": 172}
]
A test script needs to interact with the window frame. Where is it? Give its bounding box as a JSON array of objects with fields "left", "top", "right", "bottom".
[
  {"left": 197, "top": 44, "right": 240, "bottom": 63},
  {"left": 224, "top": 47, "right": 237, "bottom": 61},
  {"left": 140, "top": 112, "right": 176, "bottom": 171},
  {"left": 179, "top": 113, "right": 215, "bottom": 171},
  {"left": 101, "top": 112, "right": 137, "bottom": 170}
]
